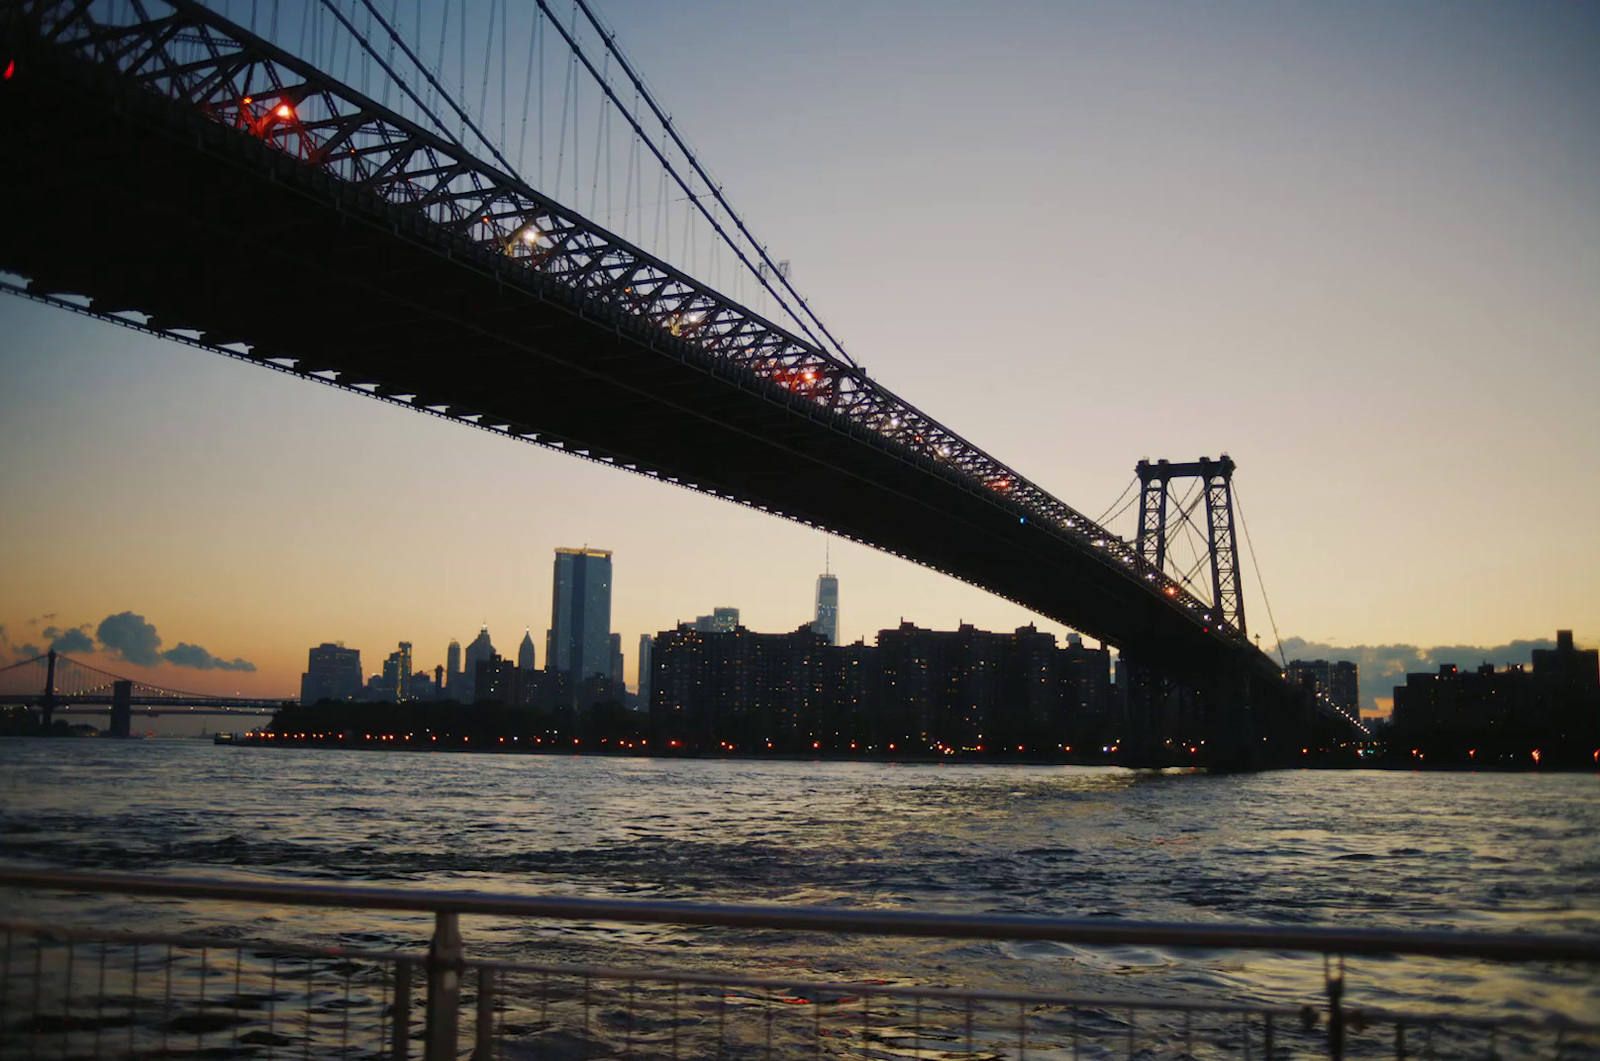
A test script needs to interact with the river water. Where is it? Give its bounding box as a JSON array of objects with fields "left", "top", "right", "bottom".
[{"left": 1, "top": 739, "right": 1597, "bottom": 1052}]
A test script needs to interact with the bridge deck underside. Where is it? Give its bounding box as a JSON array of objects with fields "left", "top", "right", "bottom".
[{"left": 3, "top": 48, "right": 1247, "bottom": 684}]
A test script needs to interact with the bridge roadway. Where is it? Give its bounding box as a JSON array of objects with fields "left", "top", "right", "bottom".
[{"left": 0, "top": 2, "right": 1355, "bottom": 758}]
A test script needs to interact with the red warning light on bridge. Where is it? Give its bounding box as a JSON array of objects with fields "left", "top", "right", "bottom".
[{"left": 4, "top": 60, "right": 15, "bottom": 80}]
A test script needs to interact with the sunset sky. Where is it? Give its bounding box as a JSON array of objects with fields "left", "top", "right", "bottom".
[{"left": 2, "top": 1, "right": 1596, "bottom": 720}]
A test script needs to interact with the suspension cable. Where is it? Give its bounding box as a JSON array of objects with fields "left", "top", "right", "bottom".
[
  {"left": 1093, "top": 478, "right": 1136, "bottom": 526},
  {"left": 1233, "top": 483, "right": 1286, "bottom": 666},
  {"left": 526, "top": 0, "right": 833, "bottom": 356},
  {"left": 1100, "top": 488, "right": 1141, "bottom": 533},
  {"left": 566, "top": 0, "right": 859, "bottom": 368},
  {"left": 337, "top": 0, "right": 523, "bottom": 180}
]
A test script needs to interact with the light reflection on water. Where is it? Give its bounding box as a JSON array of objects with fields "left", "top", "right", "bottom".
[{"left": 1, "top": 739, "right": 1596, "bottom": 1023}]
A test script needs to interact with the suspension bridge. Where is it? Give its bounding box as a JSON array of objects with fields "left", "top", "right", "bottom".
[
  {"left": 0, "top": 0, "right": 1364, "bottom": 765},
  {"left": 0, "top": 650, "right": 285, "bottom": 736}
]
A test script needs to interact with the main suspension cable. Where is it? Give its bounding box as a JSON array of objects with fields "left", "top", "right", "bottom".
[
  {"left": 1233, "top": 483, "right": 1286, "bottom": 666},
  {"left": 338, "top": 0, "right": 524, "bottom": 181},
  {"left": 1093, "top": 478, "right": 1136, "bottom": 526},
  {"left": 566, "top": 0, "right": 859, "bottom": 369}
]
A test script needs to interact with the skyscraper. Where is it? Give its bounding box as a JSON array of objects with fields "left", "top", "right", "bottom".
[
  {"left": 461, "top": 626, "right": 496, "bottom": 703},
  {"left": 549, "top": 547, "right": 614, "bottom": 702},
  {"left": 446, "top": 639, "right": 462, "bottom": 699},
  {"left": 518, "top": 629, "right": 537, "bottom": 672},
  {"left": 638, "top": 633, "right": 654, "bottom": 707},
  {"left": 381, "top": 641, "right": 413, "bottom": 701},
  {"left": 397, "top": 641, "right": 413, "bottom": 699},
  {"left": 813, "top": 572, "right": 839, "bottom": 647}
]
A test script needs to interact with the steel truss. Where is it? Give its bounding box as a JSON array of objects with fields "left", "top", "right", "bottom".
[
  {"left": 1135, "top": 457, "right": 1246, "bottom": 637},
  {"left": 9, "top": 0, "right": 1234, "bottom": 641}
]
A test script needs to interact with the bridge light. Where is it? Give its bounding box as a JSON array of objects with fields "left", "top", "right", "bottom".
[
  {"left": 3, "top": 60, "right": 13, "bottom": 80},
  {"left": 274, "top": 103, "right": 294, "bottom": 119},
  {"left": 242, "top": 95, "right": 252, "bottom": 104},
  {"left": 521, "top": 227, "right": 541, "bottom": 243}
]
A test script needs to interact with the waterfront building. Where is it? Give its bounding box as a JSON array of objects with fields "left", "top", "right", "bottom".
[
  {"left": 813, "top": 573, "right": 839, "bottom": 646},
  {"left": 299, "top": 642, "right": 362, "bottom": 705},
  {"left": 648, "top": 617, "right": 1116, "bottom": 754},
  {"left": 1288, "top": 658, "right": 1361, "bottom": 716},
  {"left": 650, "top": 623, "right": 829, "bottom": 749},
  {"left": 518, "top": 629, "right": 537, "bottom": 672},
  {"left": 1390, "top": 630, "right": 1599, "bottom": 762},
  {"left": 1060, "top": 633, "right": 1115, "bottom": 744},
  {"left": 549, "top": 547, "right": 614, "bottom": 706},
  {"left": 1287, "top": 659, "right": 1332, "bottom": 698},
  {"left": 474, "top": 652, "right": 522, "bottom": 707},
  {"left": 1329, "top": 661, "right": 1360, "bottom": 714},
  {"left": 609, "top": 632, "right": 625, "bottom": 691}
]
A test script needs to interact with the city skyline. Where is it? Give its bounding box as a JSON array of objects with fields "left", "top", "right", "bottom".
[{"left": 2, "top": 2, "right": 1596, "bottom": 719}]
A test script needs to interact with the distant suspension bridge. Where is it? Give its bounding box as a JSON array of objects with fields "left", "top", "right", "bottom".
[{"left": 0, "top": 651, "right": 288, "bottom": 735}]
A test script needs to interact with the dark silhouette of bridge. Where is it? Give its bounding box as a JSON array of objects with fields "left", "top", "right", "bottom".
[
  {"left": 0, "top": 651, "right": 285, "bottom": 736},
  {"left": 0, "top": 0, "right": 1363, "bottom": 764}
]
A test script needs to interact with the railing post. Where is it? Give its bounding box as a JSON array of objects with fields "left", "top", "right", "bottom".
[
  {"left": 424, "top": 912, "right": 462, "bottom": 1061},
  {"left": 474, "top": 966, "right": 495, "bottom": 1059},
  {"left": 392, "top": 958, "right": 412, "bottom": 1060},
  {"left": 1325, "top": 955, "right": 1345, "bottom": 1061}
]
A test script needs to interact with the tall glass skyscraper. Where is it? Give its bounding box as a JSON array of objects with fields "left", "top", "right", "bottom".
[
  {"left": 549, "top": 547, "right": 614, "bottom": 695},
  {"left": 814, "top": 572, "right": 839, "bottom": 646}
]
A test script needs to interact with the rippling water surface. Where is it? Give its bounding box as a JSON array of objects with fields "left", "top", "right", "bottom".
[{"left": 2, "top": 739, "right": 1597, "bottom": 1028}]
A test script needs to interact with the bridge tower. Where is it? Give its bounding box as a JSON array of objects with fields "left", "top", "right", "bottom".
[
  {"left": 40, "top": 648, "right": 58, "bottom": 731},
  {"left": 1127, "top": 456, "right": 1258, "bottom": 768},
  {"left": 110, "top": 680, "right": 133, "bottom": 739},
  {"left": 1135, "top": 455, "right": 1246, "bottom": 636}
]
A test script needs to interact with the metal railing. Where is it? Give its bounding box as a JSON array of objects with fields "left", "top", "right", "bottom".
[{"left": 2, "top": 867, "right": 1597, "bottom": 1060}]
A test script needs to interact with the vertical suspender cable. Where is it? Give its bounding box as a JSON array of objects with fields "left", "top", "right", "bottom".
[
  {"left": 568, "top": 0, "right": 859, "bottom": 369},
  {"left": 478, "top": 0, "right": 493, "bottom": 143},
  {"left": 569, "top": 3, "right": 579, "bottom": 209},
  {"left": 498, "top": 0, "right": 507, "bottom": 161},
  {"left": 346, "top": 0, "right": 527, "bottom": 179},
  {"left": 531, "top": 0, "right": 839, "bottom": 359},
  {"left": 518, "top": 8, "right": 536, "bottom": 180}
]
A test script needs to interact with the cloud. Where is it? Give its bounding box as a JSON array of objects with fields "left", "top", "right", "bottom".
[
  {"left": 43, "top": 624, "right": 95, "bottom": 655},
  {"left": 95, "top": 611, "right": 165, "bottom": 667},
  {"left": 1272, "top": 636, "right": 1561, "bottom": 718},
  {"left": 1, "top": 622, "right": 44, "bottom": 662},
  {"left": 161, "top": 642, "right": 256, "bottom": 672}
]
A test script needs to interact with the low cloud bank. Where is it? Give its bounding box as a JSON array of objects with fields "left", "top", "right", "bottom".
[
  {"left": 5, "top": 611, "right": 255, "bottom": 673},
  {"left": 161, "top": 641, "right": 256, "bottom": 672}
]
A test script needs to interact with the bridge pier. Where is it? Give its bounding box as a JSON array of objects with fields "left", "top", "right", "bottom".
[
  {"left": 110, "top": 680, "right": 133, "bottom": 739},
  {"left": 40, "top": 649, "right": 58, "bottom": 731},
  {"left": 1204, "top": 658, "right": 1262, "bottom": 772}
]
